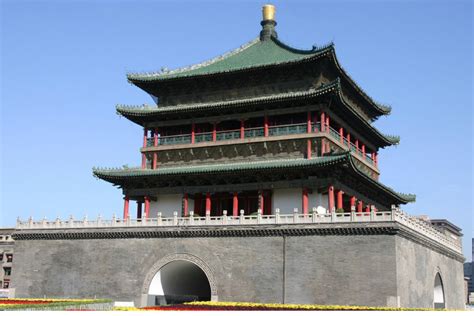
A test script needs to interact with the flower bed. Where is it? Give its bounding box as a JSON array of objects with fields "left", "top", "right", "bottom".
[
  {"left": 137, "top": 301, "right": 436, "bottom": 311},
  {"left": 0, "top": 298, "right": 113, "bottom": 311}
]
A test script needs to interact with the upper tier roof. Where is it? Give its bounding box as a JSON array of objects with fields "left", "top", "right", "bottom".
[
  {"left": 127, "top": 36, "right": 391, "bottom": 119},
  {"left": 127, "top": 37, "right": 330, "bottom": 81}
]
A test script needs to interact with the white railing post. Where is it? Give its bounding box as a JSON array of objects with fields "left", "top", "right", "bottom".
[
  {"left": 16, "top": 217, "right": 21, "bottom": 229},
  {"left": 331, "top": 211, "right": 336, "bottom": 222},
  {"left": 312, "top": 207, "right": 317, "bottom": 223},
  {"left": 239, "top": 210, "right": 245, "bottom": 224},
  {"left": 42, "top": 217, "right": 47, "bottom": 228},
  {"left": 293, "top": 208, "right": 299, "bottom": 223},
  {"left": 111, "top": 213, "right": 116, "bottom": 227},
  {"left": 222, "top": 210, "right": 227, "bottom": 225},
  {"left": 370, "top": 206, "right": 375, "bottom": 221},
  {"left": 351, "top": 211, "right": 356, "bottom": 222},
  {"left": 97, "top": 214, "right": 102, "bottom": 227},
  {"left": 55, "top": 217, "right": 60, "bottom": 228},
  {"left": 83, "top": 215, "right": 88, "bottom": 227},
  {"left": 126, "top": 214, "right": 131, "bottom": 226},
  {"left": 275, "top": 208, "right": 280, "bottom": 224},
  {"left": 69, "top": 215, "right": 74, "bottom": 228},
  {"left": 189, "top": 211, "right": 195, "bottom": 225},
  {"left": 157, "top": 212, "right": 162, "bottom": 226},
  {"left": 28, "top": 216, "right": 33, "bottom": 228},
  {"left": 205, "top": 210, "right": 211, "bottom": 225},
  {"left": 173, "top": 212, "right": 178, "bottom": 225},
  {"left": 257, "top": 209, "right": 262, "bottom": 224}
]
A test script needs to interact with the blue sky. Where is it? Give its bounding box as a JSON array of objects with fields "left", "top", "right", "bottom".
[{"left": 1, "top": 0, "right": 472, "bottom": 259}]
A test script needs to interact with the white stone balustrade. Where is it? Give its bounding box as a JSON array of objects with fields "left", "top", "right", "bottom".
[{"left": 15, "top": 208, "right": 462, "bottom": 253}]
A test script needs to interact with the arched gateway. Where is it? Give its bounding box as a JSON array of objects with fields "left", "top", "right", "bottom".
[{"left": 142, "top": 254, "right": 218, "bottom": 306}]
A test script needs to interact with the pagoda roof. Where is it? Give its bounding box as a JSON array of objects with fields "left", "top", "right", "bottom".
[
  {"left": 93, "top": 153, "right": 415, "bottom": 205},
  {"left": 117, "top": 79, "right": 400, "bottom": 147},
  {"left": 127, "top": 36, "right": 391, "bottom": 119}
]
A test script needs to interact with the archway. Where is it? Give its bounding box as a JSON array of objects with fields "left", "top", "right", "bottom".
[
  {"left": 434, "top": 272, "right": 445, "bottom": 309},
  {"left": 146, "top": 259, "right": 212, "bottom": 306}
]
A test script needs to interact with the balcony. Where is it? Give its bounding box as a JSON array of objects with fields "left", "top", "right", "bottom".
[{"left": 144, "top": 121, "right": 377, "bottom": 170}]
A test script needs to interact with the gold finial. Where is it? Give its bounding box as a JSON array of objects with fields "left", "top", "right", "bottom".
[{"left": 262, "top": 4, "right": 276, "bottom": 21}]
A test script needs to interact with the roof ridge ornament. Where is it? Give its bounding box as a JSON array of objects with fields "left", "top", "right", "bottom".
[{"left": 260, "top": 4, "right": 277, "bottom": 41}]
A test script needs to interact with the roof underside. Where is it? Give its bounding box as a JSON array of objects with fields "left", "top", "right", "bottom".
[{"left": 93, "top": 153, "right": 415, "bottom": 205}]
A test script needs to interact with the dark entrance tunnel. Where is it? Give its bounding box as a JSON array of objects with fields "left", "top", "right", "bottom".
[{"left": 148, "top": 260, "right": 211, "bottom": 305}]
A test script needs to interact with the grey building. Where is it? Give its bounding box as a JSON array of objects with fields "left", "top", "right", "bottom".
[{"left": 0, "top": 228, "right": 14, "bottom": 297}]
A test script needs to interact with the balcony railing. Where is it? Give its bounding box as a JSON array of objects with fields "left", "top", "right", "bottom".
[
  {"left": 145, "top": 122, "right": 376, "bottom": 167},
  {"left": 16, "top": 208, "right": 462, "bottom": 254}
]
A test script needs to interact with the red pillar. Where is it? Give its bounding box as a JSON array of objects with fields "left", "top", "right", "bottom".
[
  {"left": 347, "top": 133, "right": 351, "bottom": 147},
  {"left": 328, "top": 185, "right": 335, "bottom": 213},
  {"left": 302, "top": 188, "right": 309, "bottom": 215},
  {"left": 137, "top": 201, "right": 142, "bottom": 219},
  {"left": 144, "top": 196, "right": 150, "bottom": 218},
  {"left": 307, "top": 111, "right": 312, "bottom": 133},
  {"left": 154, "top": 128, "right": 158, "bottom": 146},
  {"left": 152, "top": 153, "right": 158, "bottom": 169},
  {"left": 183, "top": 193, "right": 189, "bottom": 216},
  {"left": 142, "top": 128, "right": 148, "bottom": 147},
  {"left": 350, "top": 196, "right": 356, "bottom": 211},
  {"left": 212, "top": 123, "right": 217, "bottom": 142},
  {"left": 325, "top": 116, "right": 330, "bottom": 132},
  {"left": 240, "top": 120, "right": 245, "bottom": 139},
  {"left": 355, "top": 140, "right": 359, "bottom": 153},
  {"left": 191, "top": 123, "right": 195, "bottom": 144},
  {"left": 320, "top": 112, "right": 325, "bottom": 132},
  {"left": 339, "top": 127, "right": 344, "bottom": 144},
  {"left": 336, "top": 190, "right": 344, "bottom": 210},
  {"left": 205, "top": 193, "right": 211, "bottom": 213},
  {"left": 141, "top": 154, "right": 146, "bottom": 169},
  {"left": 264, "top": 115, "right": 269, "bottom": 137},
  {"left": 321, "top": 139, "right": 326, "bottom": 156},
  {"left": 259, "top": 190, "right": 264, "bottom": 211},
  {"left": 307, "top": 139, "right": 312, "bottom": 159},
  {"left": 232, "top": 192, "right": 239, "bottom": 217},
  {"left": 361, "top": 144, "right": 366, "bottom": 157},
  {"left": 374, "top": 152, "right": 378, "bottom": 167},
  {"left": 357, "top": 201, "right": 363, "bottom": 213},
  {"left": 123, "top": 196, "right": 129, "bottom": 219},
  {"left": 365, "top": 205, "right": 370, "bottom": 213}
]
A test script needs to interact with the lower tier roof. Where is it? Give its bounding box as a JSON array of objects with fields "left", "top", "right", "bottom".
[{"left": 93, "top": 153, "right": 415, "bottom": 206}]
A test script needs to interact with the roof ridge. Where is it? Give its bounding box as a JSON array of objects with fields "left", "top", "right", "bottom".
[{"left": 127, "top": 37, "right": 260, "bottom": 80}]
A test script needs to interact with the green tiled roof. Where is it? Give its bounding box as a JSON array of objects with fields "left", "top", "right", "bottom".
[
  {"left": 127, "top": 37, "right": 333, "bottom": 82},
  {"left": 93, "top": 153, "right": 415, "bottom": 204}
]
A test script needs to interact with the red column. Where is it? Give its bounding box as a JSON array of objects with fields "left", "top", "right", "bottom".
[
  {"left": 191, "top": 123, "right": 195, "bottom": 144},
  {"left": 259, "top": 190, "right": 264, "bottom": 211},
  {"left": 325, "top": 116, "right": 330, "bottom": 132},
  {"left": 142, "top": 128, "right": 148, "bottom": 147},
  {"left": 137, "top": 201, "right": 142, "bottom": 219},
  {"left": 302, "top": 188, "right": 309, "bottom": 215},
  {"left": 350, "top": 196, "right": 356, "bottom": 211},
  {"left": 212, "top": 123, "right": 217, "bottom": 142},
  {"left": 264, "top": 115, "right": 269, "bottom": 137},
  {"left": 337, "top": 190, "right": 344, "bottom": 210},
  {"left": 320, "top": 112, "right": 325, "bottom": 132},
  {"left": 347, "top": 133, "right": 351, "bottom": 147},
  {"left": 141, "top": 154, "right": 146, "bottom": 169},
  {"left": 183, "top": 193, "right": 188, "bottom": 216},
  {"left": 328, "top": 185, "right": 335, "bottom": 213},
  {"left": 154, "top": 129, "right": 158, "bottom": 146},
  {"left": 374, "top": 152, "right": 378, "bottom": 167},
  {"left": 240, "top": 120, "right": 245, "bottom": 139},
  {"left": 321, "top": 139, "right": 326, "bottom": 156},
  {"left": 339, "top": 127, "right": 344, "bottom": 144},
  {"left": 357, "top": 201, "right": 363, "bottom": 213},
  {"left": 152, "top": 153, "right": 158, "bottom": 169},
  {"left": 307, "top": 112, "right": 312, "bottom": 133},
  {"left": 144, "top": 196, "right": 150, "bottom": 218},
  {"left": 123, "top": 196, "right": 129, "bottom": 219},
  {"left": 355, "top": 140, "right": 359, "bottom": 153},
  {"left": 307, "top": 139, "right": 312, "bottom": 159},
  {"left": 361, "top": 144, "right": 366, "bottom": 157},
  {"left": 233, "top": 192, "right": 239, "bottom": 217},
  {"left": 205, "top": 193, "right": 211, "bottom": 213},
  {"left": 365, "top": 205, "right": 370, "bottom": 213}
]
